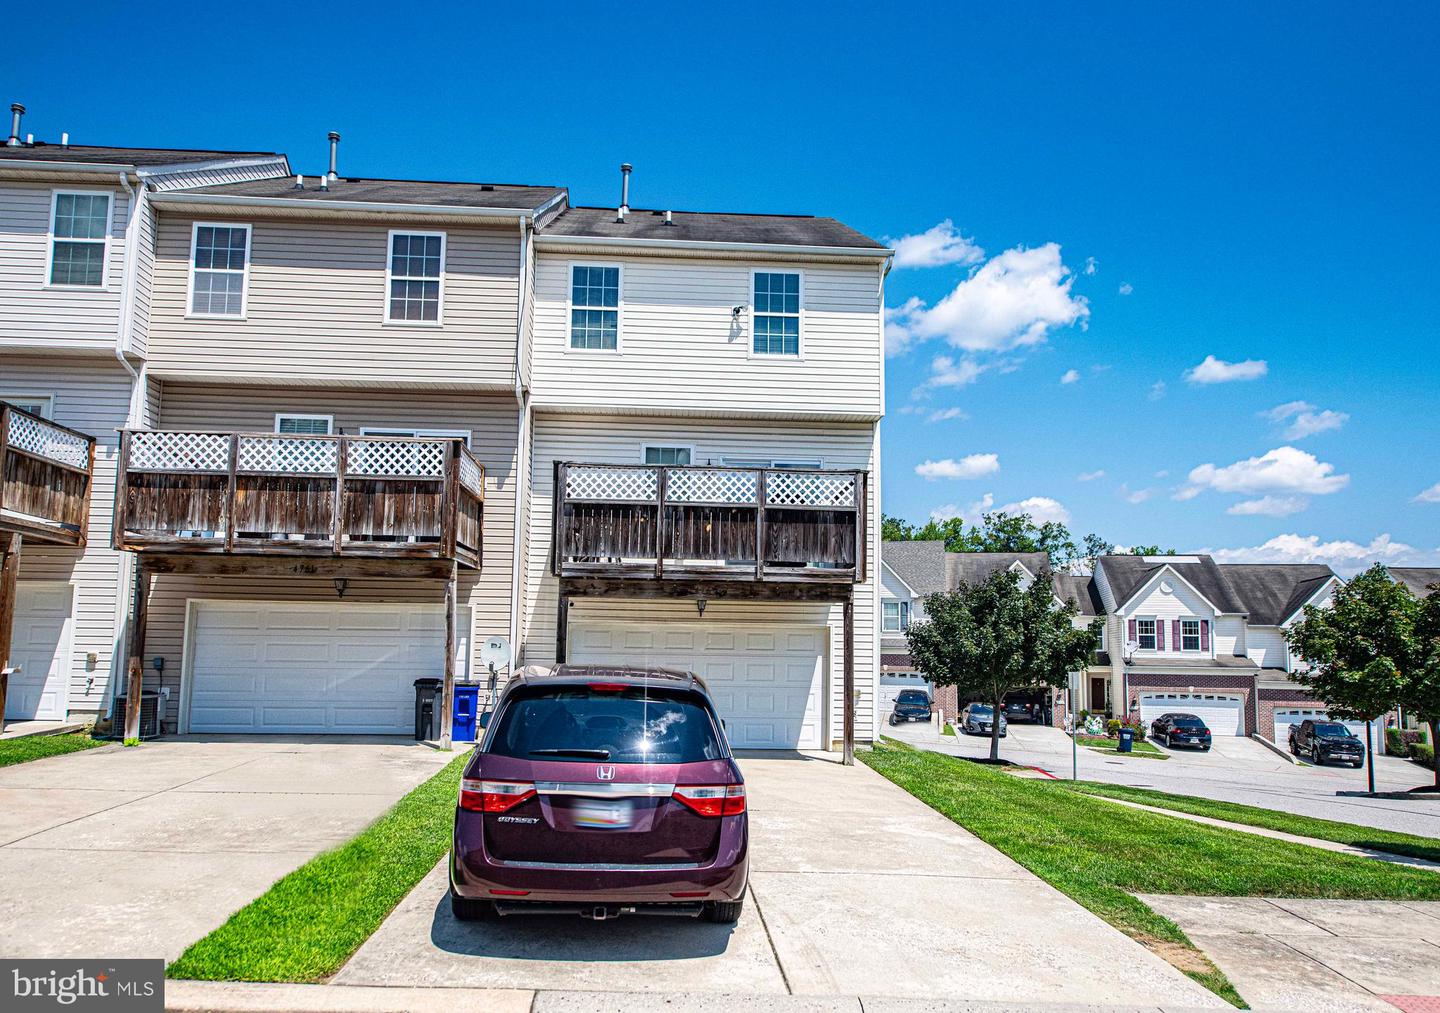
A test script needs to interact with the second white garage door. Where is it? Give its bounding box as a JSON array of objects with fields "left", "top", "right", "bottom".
[
  {"left": 1139, "top": 692, "right": 1243, "bottom": 736},
  {"left": 187, "top": 601, "right": 470, "bottom": 734},
  {"left": 569, "top": 621, "right": 825, "bottom": 750}
]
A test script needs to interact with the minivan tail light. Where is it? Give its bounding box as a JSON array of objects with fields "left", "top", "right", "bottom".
[
  {"left": 672, "top": 784, "right": 746, "bottom": 817},
  {"left": 460, "top": 778, "right": 535, "bottom": 813}
]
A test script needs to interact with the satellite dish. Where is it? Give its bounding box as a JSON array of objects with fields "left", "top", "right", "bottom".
[{"left": 479, "top": 636, "right": 510, "bottom": 673}]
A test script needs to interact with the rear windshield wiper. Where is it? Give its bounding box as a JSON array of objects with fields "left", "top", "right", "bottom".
[{"left": 529, "top": 747, "right": 611, "bottom": 759}]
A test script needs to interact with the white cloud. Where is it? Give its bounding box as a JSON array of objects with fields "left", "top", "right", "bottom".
[
  {"left": 1184, "top": 354, "right": 1269, "bottom": 385},
  {"left": 915, "top": 454, "right": 1001, "bottom": 480},
  {"left": 1259, "top": 401, "right": 1349, "bottom": 440},
  {"left": 1060, "top": 368, "right": 1081, "bottom": 385},
  {"left": 1120, "top": 484, "right": 1155, "bottom": 504},
  {"left": 1227, "top": 495, "right": 1309, "bottom": 517},
  {"left": 1084, "top": 256, "right": 1099, "bottom": 276},
  {"left": 926, "top": 406, "right": 970, "bottom": 423},
  {"left": 998, "top": 496, "right": 1071, "bottom": 525},
  {"left": 922, "top": 354, "right": 986, "bottom": 389},
  {"left": 1118, "top": 282, "right": 1133, "bottom": 295},
  {"left": 1148, "top": 380, "right": 1167, "bottom": 401},
  {"left": 930, "top": 493, "right": 994, "bottom": 525},
  {"left": 884, "top": 297, "right": 925, "bottom": 357},
  {"left": 1199, "top": 533, "right": 1440, "bottom": 575},
  {"left": 887, "top": 243, "right": 1089, "bottom": 354},
  {"left": 1181, "top": 446, "right": 1349, "bottom": 501},
  {"left": 1077, "top": 470, "right": 1106, "bottom": 482},
  {"left": 1154, "top": 470, "right": 1170, "bottom": 479},
  {"left": 1415, "top": 482, "right": 1440, "bottom": 504},
  {"left": 887, "top": 220, "right": 985, "bottom": 270}
]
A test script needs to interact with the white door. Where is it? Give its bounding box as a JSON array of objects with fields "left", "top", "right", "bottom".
[
  {"left": 1273, "top": 708, "right": 1369, "bottom": 744},
  {"left": 4, "top": 583, "right": 72, "bottom": 721},
  {"left": 1139, "top": 692, "right": 1243, "bottom": 735},
  {"left": 570, "top": 620, "right": 825, "bottom": 749},
  {"left": 187, "top": 601, "right": 470, "bottom": 734}
]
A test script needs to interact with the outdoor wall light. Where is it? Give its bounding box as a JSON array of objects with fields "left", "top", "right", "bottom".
[
  {"left": 696, "top": 597, "right": 708, "bottom": 617},
  {"left": 334, "top": 578, "right": 349, "bottom": 598}
]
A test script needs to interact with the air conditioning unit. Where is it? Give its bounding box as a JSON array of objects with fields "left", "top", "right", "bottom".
[{"left": 111, "top": 692, "right": 161, "bottom": 739}]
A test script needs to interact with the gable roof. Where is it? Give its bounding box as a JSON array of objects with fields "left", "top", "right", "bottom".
[
  {"left": 1218, "top": 564, "right": 1338, "bottom": 626},
  {"left": 880, "top": 541, "right": 947, "bottom": 595},
  {"left": 1052, "top": 573, "right": 1104, "bottom": 616},
  {"left": 0, "top": 142, "right": 282, "bottom": 168},
  {"left": 539, "top": 206, "right": 887, "bottom": 252},
  {"left": 172, "top": 176, "right": 566, "bottom": 212},
  {"left": 949, "top": 552, "right": 1051, "bottom": 588},
  {"left": 1388, "top": 567, "right": 1440, "bottom": 598},
  {"left": 1097, "top": 554, "right": 1246, "bottom": 615}
]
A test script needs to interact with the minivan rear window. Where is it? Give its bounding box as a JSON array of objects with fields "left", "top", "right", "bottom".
[{"left": 488, "top": 685, "right": 725, "bottom": 764}]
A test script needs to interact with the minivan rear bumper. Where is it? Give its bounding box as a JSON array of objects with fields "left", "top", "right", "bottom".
[{"left": 450, "top": 810, "right": 749, "bottom": 904}]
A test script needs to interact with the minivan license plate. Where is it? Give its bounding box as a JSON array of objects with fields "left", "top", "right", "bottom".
[{"left": 573, "top": 798, "right": 634, "bottom": 829}]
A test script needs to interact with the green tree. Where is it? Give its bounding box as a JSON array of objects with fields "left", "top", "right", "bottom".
[
  {"left": 906, "top": 567, "right": 1100, "bottom": 760},
  {"left": 881, "top": 514, "right": 917, "bottom": 542},
  {"left": 1123, "top": 545, "right": 1176, "bottom": 556},
  {"left": 1081, "top": 533, "right": 1114, "bottom": 569},
  {"left": 1407, "top": 583, "right": 1440, "bottom": 786}
]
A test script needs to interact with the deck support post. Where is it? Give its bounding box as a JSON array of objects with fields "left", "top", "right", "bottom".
[
  {"left": 124, "top": 561, "right": 150, "bottom": 740},
  {"left": 0, "top": 533, "right": 22, "bottom": 726},
  {"left": 440, "top": 562, "right": 457, "bottom": 749},
  {"left": 842, "top": 590, "right": 855, "bottom": 766},
  {"left": 555, "top": 590, "right": 570, "bottom": 664}
]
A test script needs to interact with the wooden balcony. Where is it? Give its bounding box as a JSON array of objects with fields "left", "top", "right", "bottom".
[
  {"left": 113, "top": 430, "right": 484, "bottom": 570},
  {"left": 552, "top": 462, "right": 867, "bottom": 584},
  {"left": 0, "top": 402, "right": 96, "bottom": 548}
]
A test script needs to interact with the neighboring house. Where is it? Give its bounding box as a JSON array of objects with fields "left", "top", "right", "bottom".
[{"left": 1386, "top": 567, "right": 1440, "bottom": 599}]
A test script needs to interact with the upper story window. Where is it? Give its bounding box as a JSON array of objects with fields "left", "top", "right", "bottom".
[
  {"left": 883, "top": 600, "right": 911, "bottom": 632},
  {"left": 643, "top": 445, "right": 692, "bottom": 466},
  {"left": 48, "top": 191, "right": 111, "bottom": 287},
  {"left": 1136, "top": 618, "right": 1157, "bottom": 651},
  {"left": 189, "top": 223, "right": 250, "bottom": 317},
  {"left": 1181, "top": 618, "right": 1202, "bottom": 652},
  {"left": 275, "top": 414, "right": 333, "bottom": 436},
  {"left": 386, "top": 231, "right": 445, "bottom": 324},
  {"left": 720, "top": 457, "right": 823, "bottom": 470},
  {"left": 569, "top": 264, "right": 620, "bottom": 350},
  {"left": 752, "top": 271, "right": 801, "bottom": 356}
]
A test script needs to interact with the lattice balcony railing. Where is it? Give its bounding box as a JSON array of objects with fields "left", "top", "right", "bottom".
[
  {"left": 565, "top": 465, "right": 659, "bottom": 503},
  {"left": 0, "top": 402, "right": 96, "bottom": 547},
  {"left": 5, "top": 410, "right": 93, "bottom": 471}
]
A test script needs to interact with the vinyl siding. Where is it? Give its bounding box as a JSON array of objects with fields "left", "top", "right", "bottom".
[
  {"left": 1247, "top": 626, "right": 1289, "bottom": 670},
  {"left": 5, "top": 356, "right": 135, "bottom": 718},
  {"left": 145, "top": 215, "right": 522, "bottom": 388},
  {"left": 530, "top": 254, "right": 883, "bottom": 418},
  {"left": 139, "top": 384, "right": 520, "bottom": 730},
  {"left": 1214, "top": 615, "right": 1247, "bottom": 659},
  {"left": 522, "top": 413, "right": 880, "bottom": 745},
  {"left": 0, "top": 181, "right": 130, "bottom": 351},
  {"left": 129, "top": 197, "right": 156, "bottom": 360}
]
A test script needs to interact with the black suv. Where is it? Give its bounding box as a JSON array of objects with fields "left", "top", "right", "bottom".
[
  {"left": 888, "top": 690, "right": 932, "bottom": 725},
  {"left": 1289, "top": 719, "right": 1365, "bottom": 767}
]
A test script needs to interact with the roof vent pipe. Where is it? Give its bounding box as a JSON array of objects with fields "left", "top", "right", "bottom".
[
  {"left": 6, "top": 103, "right": 24, "bottom": 146},
  {"left": 664, "top": 210, "right": 674, "bottom": 226},
  {"left": 617, "top": 162, "right": 632, "bottom": 222},
  {"left": 327, "top": 131, "right": 340, "bottom": 180},
  {"left": 293, "top": 174, "right": 304, "bottom": 190},
  {"left": 61, "top": 132, "right": 69, "bottom": 148},
  {"left": 318, "top": 174, "right": 329, "bottom": 191}
]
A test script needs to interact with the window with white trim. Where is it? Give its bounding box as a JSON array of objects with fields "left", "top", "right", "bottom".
[
  {"left": 275, "top": 414, "right": 333, "bottom": 435},
  {"left": 752, "top": 271, "right": 800, "bottom": 356},
  {"left": 569, "top": 265, "right": 620, "bottom": 350},
  {"left": 49, "top": 191, "right": 111, "bottom": 287},
  {"left": 1136, "top": 618, "right": 1157, "bottom": 651},
  {"left": 643, "top": 445, "right": 692, "bottom": 466},
  {"left": 720, "top": 457, "right": 823, "bottom": 470},
  {"left": 1181, "top": 618, "right": 1202, "bottom": 652},
  {"left": 359, "top": 426, "right": 470, "bottom": 446},
  {"left": 190, "top": 223, "right": 250, "bottom": 316},
  {"left": 1, "top": 394, "right": 54, "bottom": 418},
  {"left": 386, "top": 232, "right": 445, "bottom": 323},
  {"left": 883, "top": 600, "right": 911, "bottom": 632}
]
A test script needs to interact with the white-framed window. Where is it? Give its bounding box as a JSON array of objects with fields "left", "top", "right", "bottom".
[
  {"left": 750, "top": 270, "right": 802, "bottom": 357},
  {"left": 1096, "top": 624, "right": 1107, "bottom": 655},
  {"left": 1136, "top": 618, "right": 1157, "bottom": 651},
  {"left": 47, "top": 190, "right": 112, "bottom": 288},
  {"left": 883, "top": 600, "right": 911, "bottom": 632},
  {"left": 568, "top": 263, "right": 621, "bottom": 350},
  {"left": 385, "top": 231, "right": 445, "bottom": 324},
  {"left": 275, "top": 414, "right": 333, "bottom": 436},
  {"left": 1181, "top": 618, "right": 1202, "bottom": 652},
  {"left": 188, "top": 222, "right": 250, "bottom": 317},
  {"left": 359, "top": 426, "right": 470, "bottom": 446},
  {"left": 643, "top": 444, "right": 692, "bottom": 466},
  {"left": 720, "top": 456, "right": 824, "bottom": 470},
  {"left": 1, "top": 393, "right": 54, "bottom": 418}
]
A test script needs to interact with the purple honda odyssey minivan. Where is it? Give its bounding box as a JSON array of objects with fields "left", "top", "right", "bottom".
[{"left": 450, "top": 665, "right": 748, "bottom": 923}]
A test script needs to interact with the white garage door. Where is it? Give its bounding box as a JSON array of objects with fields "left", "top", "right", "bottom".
[
  {"left": 187, "top": 602, "right": 469, "bottom": 734},
  {"left": 1273, "top": 708, "right": 1369, "bottom": 745},
  {"left": 570, "top": 621, "right": 825, "bottom": 750},
  {"left": 4, "top": 583, "right": 72, "bottom": 721},
  {"left": 1139, "top": 692, "right": 1243, "bottom": 735},
  {"left": 880, "top": 674, "right": 930, "bottom": 713}
]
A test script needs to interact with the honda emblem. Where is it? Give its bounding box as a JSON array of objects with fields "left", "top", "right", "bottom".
[{"left": 596, "top": 765, "right": 615, "bottom": 781}]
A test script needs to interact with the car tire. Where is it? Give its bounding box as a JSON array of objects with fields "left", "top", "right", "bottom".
[
  {"left": 449, "top": 889, "right": 491, "bottom": 922},
  {"left": 706, "top": 898, "right": 745, "bottom": 924}
]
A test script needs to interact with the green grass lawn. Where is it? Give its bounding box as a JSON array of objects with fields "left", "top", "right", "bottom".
[
  {"left": 941, "top": 722, "right": 955, "bottom": 736},
  {"left": 1076, "top": 734, "right": 1168, "bottom": 759},
  {"left": 0, "top": 732, "right": 102, "bottom": 767},
  {"left": 168, "top": 752, "right": 468, "bottom": 982},
  {"left": 1063, "top": 781, "right": 1440, "bottom": 864},
  {"left": 861, "top": 741, "right": 1440, "bottom": 1008}
]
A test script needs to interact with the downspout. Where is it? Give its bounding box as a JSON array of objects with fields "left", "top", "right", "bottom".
[{"left": 506, "top": 216, "right": 532, "bottom": 672}]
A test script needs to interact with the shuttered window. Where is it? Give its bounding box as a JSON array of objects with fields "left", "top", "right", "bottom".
[
  {"left": 386, "top": 232, "right": 445, "bottom": 323},
  {"left": 190, "top": 223, "right": 250, "bottom": 316},
  {"left": 1135, "top": 618, "right": 1157, "bottom": 650},
  {"left": 49, "top": 191, "right": 111, "bottom": 287},
  {"left": 1181, "top": 619, "right": 1202, "bottom": 652}
]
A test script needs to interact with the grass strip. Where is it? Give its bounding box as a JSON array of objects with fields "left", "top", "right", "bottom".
[
  {"left": 1063, "top": 781, "right": 1440, "bottom": 864},
  {"left": 0, "top": 732, "right": 102, "bottom": 767},
  {"left": 168, "top": 751, "right": 468, "bottom": 982},
  {"left": 1076, "top": 734, "right": 1168, "bottom": 759},
  {"left": 860, "top": 742, "right": 1440, "bottom": 1007}
]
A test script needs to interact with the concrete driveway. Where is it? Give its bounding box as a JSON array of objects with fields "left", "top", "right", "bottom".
[
  {"left": 0, "top": 737, "right": 452, "bottom": 962},
  {"left": 334, "top": 752, "right": 1224, "bottom": 1006}
]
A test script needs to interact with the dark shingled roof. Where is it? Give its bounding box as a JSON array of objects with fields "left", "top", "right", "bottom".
[
  {"left": 541, "top": 206, "right": 887, "bottom": 250},
  {"left": 882, "top": 541, "right": 948, "bottom": 594},
  {"left": 1053, "top": 573, "right": 1104, "bottom": 616},
  {"left": 181, "top": 176, "right": 565, "bottom": 210},
  {"left": 0, "top": 142, "right": 281, "bottom": 167},
  {"left": 949, "top": 552, "right": 1052, "bottom": 588},
  {"left": 1389, "top": 567, "right": 1440, "bottom": 598},
  {"left": 1098, "top": 554, "right": 1247, "bottom": 615},
  {"left": 1218, "top": 564, "right": 1337, "bottom": 626}
]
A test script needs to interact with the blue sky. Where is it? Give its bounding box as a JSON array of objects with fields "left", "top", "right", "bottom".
[{"left": 9, "top": 2, "right": 1437, "bottom": 569}]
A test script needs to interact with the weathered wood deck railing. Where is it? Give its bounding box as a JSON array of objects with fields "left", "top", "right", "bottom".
[
  {"left": 0, "top": 402, "right": 96, "bottom": 547},
  {"left": 553, "top": 462, "right": 867, "bottom": 583},
  {"left": 113, "top": 430, "right": 484, "bottom": 567}
]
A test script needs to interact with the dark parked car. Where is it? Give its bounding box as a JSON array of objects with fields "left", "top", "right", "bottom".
[
  {"left": 960, "top": 703, "right": 1007, "bottom": 737},
  {"left": 1003, "top": 699, "right": 1035, "bottom": 723},
  {"left": 889, "top": 690, "right": 932, "bottom": 725},
  {"left": 1289, "top": 719, "right": 1365, "bottom": 767},
  {"left": 1150, "top": 713, "right": 1212, "bottom": 750},
  {"left": 450, "top": 666, "right": 748, "bottom": 924}
]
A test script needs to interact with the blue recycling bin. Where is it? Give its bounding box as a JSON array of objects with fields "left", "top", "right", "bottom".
[
  {"left": 452, "top": 685, "right": 480, "bottom": 742},
  {"left": 1117, "top": 727, "right": 1135, "bottom": 753}
]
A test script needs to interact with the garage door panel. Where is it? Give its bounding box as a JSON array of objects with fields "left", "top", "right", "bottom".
[
  {"left": 196, "top": 609, "right": 262, "bottom": 632},
  {"left": 702, "top": 632, "right": 734, "bottom": 650},
  {"left": 1139, "top": 692, "right": 1243, "bottom": 735}
]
